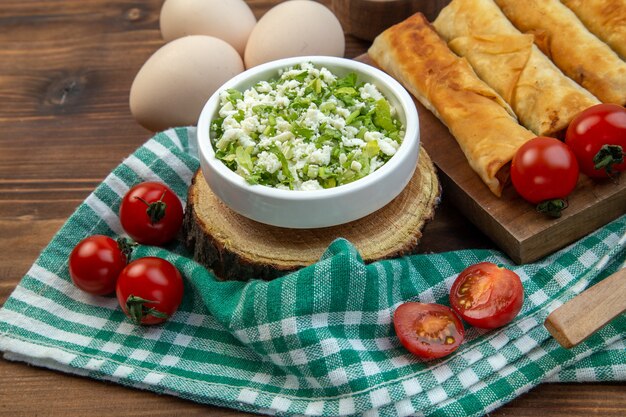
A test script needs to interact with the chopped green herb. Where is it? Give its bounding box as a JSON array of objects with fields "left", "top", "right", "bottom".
[
  {"left": 373, "top": 99, "right": 397, "bottom": 133},
  {"left": 226, "top": 89, "right": 243, "bottom": 104}
]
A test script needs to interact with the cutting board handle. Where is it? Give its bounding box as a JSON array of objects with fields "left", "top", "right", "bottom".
[{"left": 544, "top": 267, "right": 626, "bottom": 348}]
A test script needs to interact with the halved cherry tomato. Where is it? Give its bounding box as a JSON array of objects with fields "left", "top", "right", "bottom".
[
  {"left": 510, "top": 136, "right": 579, "bottom": 217},
  {"left": 68, "top": 235, "right": 130, "bottom": 295},
  {"left": 116, "top": 257, "right": 184, "bottom": 325},
  {"left": 450, "top": 262, "right": 524, "bottom": 329},
  {"left": 119, "top": 182, "right": 183, "bottom": 246},
  {"left": 565, "top": 103, "right": 626, "bottom": 179},
  {"left": 393, "top": 302, "right": 465, "bottom": 360}
]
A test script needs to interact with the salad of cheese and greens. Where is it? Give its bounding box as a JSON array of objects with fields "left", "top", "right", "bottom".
[{"left": 210, "top": 62, "right": 405, "bottom": 190}]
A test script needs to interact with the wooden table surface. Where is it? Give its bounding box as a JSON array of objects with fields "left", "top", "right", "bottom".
[{"left": 0, "top": 1, "right": 624, "bottom": 416}]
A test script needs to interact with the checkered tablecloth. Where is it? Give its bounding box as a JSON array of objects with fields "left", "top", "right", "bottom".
[{"left": 1, "top": 127, "right": 624, "bottom": 417}]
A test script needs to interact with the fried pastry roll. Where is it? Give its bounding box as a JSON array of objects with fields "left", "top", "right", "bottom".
[
  {"left": 369, "top": 13, "right": 535, "bottom": 196},
  {"left": 561, "top": 0, "right": 626, "bottom": 60},
  {"left": 433, "top": 0, "right": 600, "bottom": 137},
  {"left": 495, "top": 0, "right": 626, "bottom": 105}
]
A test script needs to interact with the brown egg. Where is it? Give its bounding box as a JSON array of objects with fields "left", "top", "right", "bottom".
[
  {"left": 244, "top": 0, "right": 345, "bottom": 68},
  {"left": 159, "top": 0, "right": 256, "bottom": 56},
  {"left": 129, "top": 36, "right": 244, "bottom": 132}
]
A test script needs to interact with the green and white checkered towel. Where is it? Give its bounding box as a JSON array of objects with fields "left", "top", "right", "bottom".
[{"left": 1, "top": 127, "right": 625, "bottom": 417}]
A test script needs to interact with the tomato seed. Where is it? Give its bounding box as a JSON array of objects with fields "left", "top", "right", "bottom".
[{"left": 445, "top": 336, "right": 455, "bottom": 345}]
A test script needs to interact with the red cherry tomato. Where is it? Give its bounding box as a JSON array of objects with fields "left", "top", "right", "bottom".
[
  {"left": 565, "top": 103, "right": 626, "bottom": 179},
  {"left": 68, "top": 235, "right": 128, "bottom": 295},
  {"left": 119, "top": 182, "right": 183, "bottom": 245},
  {"left": 510, "top": 136, "right": 579, "bottom": 217},
  {"left": 450, "top": 262, "right": 524, "bottom": 329},
  {"left": 116, "top": 257, "right": 184, "bottom": 325},
  {"left": 393, "top": 302, "right": 465, "bottom": 360}
]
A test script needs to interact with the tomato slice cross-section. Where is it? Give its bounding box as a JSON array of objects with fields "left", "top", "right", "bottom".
[
  {"left": 450, "top": 262, "right": 524, "bottom": 329},
  {"left": 393, "top": 302, "right": 465, "bottom": 359}
]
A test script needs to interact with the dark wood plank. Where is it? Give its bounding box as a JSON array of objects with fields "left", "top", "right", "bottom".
[
  {"left": 1, "top": 357, "right": 625, "bottom": 417},
  {"left": 0, "top": 1, "right": 624, "bottom": 416}
]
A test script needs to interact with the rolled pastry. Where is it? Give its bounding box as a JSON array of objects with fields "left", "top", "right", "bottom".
[
  {"left": 561, "top": 0, "right": 626, "bottom": 60},
  {"left": 494, "top": 0, "right": 626, "bottom": 105},
  {"left": 369, "top": 13, "right": 535, "bottom": 196},
  {"left": 433, "top": 0, "right": 600, "bottom": 137}
]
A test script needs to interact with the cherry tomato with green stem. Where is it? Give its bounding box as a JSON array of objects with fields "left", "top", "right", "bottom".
[
  {"left": 565, "top": 104, "right": 626, "bottom": 179},
  {"left": 116, "top": 257, "right": 184, "bottom": 325},
  {"left": 119, "top": 182, "right": 183, "bottom": 245},
  {"left": 510, "top": 136, "right": 579, "bottom": 217},
  {"left": 68, "top": 235, "right": 133, "bottom": 295}
]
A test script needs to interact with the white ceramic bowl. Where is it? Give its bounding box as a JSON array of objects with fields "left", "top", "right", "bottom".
[{"left": 197, "top": 56, "right": 419, "bottom": 228}]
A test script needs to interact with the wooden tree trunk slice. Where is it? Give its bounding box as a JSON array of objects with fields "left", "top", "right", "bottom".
[{"left": 182, "top": 146, "right": 440, "bottom": 281}]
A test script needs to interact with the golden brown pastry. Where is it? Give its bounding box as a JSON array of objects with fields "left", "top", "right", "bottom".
[
  {"left": 494, "top": 0, "right": 626, "bottom": 105},
  {"left": 561, "top": 0, "right": 626, "bottom": 60},
  {"left": 368, "top": 13, "right": 535, "bottom": 196},
  {"left": 433, "top": 0, "right": 600, "bottom": 137}
]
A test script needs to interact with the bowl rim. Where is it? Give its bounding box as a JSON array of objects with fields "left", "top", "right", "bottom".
[{"left": 197, "top": 55, "right": 419, "bottom": 202}]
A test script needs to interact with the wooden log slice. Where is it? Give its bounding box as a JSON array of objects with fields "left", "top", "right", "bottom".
[{"left": 182, "top": 146, "right": 440, "bottom": 281}]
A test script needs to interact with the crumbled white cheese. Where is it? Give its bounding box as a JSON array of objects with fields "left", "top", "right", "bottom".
[
  {"left": 275, "top": 117, "right": 291, "bottom": 133},
  {"left": 320, "top": 67, "right": 337, "bottom": 83},
  {"left": 303, "top": 107, "right": 324, "bottom": 129},
  {"left": 241, "top": 117, "right": 260, "bottom": 135},
  {"left": 218, "top": 101, "right": 237, "bottom": 118},
  {"left": 300, "top": 179, "right": 323, "bottom": 191},
  {"left": 359, "top": 83, "right": 384, "bottom": 101},
  {"left": 377, "top": 137, "right": 399, "bottom": 156},
  {"left": 308, "top": 145, "right": 332, "bottom": 166},
  {"left": 215, "top": 128, "right": 243, "bottom": 149},
  {"left": 331, "top": 117, "right": 346, "bottom": 131},
  {"left": 222, "top": 115, "right": 240, "bottom": 130},
  {"left": 256, "top": 151, "right": 281, "bottom": 174},
  {"left": 370, "top": 156, "right": 383, "bottom": 172},
  {"left": 343, "top": 137, "right": 366, "bottom": 148},
  {"left": 275, "top": 95, "right": 290, "bottom": 107},
  {"left": 255, "top": 81, "right": 272, "bottom": 93},
  {"left": 335, "top": 107, "right": 351, "bottom": 119},
  {"left": 343, "top": 126, "right": 359, "bottom": 139},
  {"left": 364, "top": 131, "right": 384, "bottom": 142},
  {"left": 238, "top": 134, "right": 256, "bottom": 149}
]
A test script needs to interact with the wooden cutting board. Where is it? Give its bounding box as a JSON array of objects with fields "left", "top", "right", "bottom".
[{"left": 357, "top": 54, "right": 626, "bottom": 264}]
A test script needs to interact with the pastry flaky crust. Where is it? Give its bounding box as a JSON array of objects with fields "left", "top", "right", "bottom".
[
  {"left": 368, "top": 13, "right": 535, "bottom": 197},
  {"left": 495, "top": 0, "right": 626, "bottom": 105},
  {"left": 562, "top": 0, "right": 626, "bottom": 60},
  {"left": 433, "top": 0, "right": 600, "bottom": 138}
]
